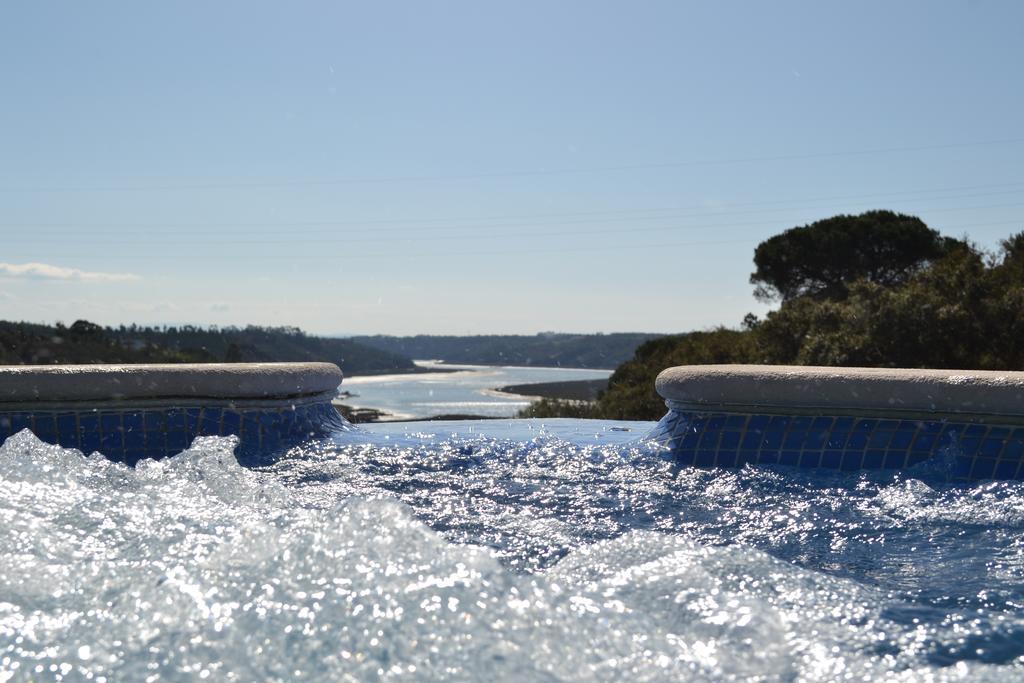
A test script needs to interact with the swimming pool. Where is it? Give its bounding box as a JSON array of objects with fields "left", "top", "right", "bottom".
[{"left": 1, "top": 417, "right": 1022, "bottom": 680}]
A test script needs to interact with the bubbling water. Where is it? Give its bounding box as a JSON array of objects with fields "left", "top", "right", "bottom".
[{"left": 0, "top": 427, "right": 1022, "bottom": 680}]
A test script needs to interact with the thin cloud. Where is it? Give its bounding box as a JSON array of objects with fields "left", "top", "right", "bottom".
[{"left": 0, "top": 262, "right": 140, "bottom": 282}]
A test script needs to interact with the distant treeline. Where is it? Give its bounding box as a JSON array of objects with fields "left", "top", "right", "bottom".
[
  {"left": 0, "top": 320, "right": 416, "bottom": 375},
  {"left": 350, "top": 333, "right": 663, "bottom": 369},
  {"left": 525, "top": 210, "right": 1024, "bottom": 420}
]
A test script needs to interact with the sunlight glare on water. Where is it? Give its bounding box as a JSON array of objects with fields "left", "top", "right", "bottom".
[{"left": 0, "top": 425, "right": 1022, "bottom": 680}]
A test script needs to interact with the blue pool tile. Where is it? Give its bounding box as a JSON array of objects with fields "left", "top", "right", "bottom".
[
  {"left": 820, "top": 450, "right": 843, "bottom": 469},
  {"left": 241, "top": 416, "right": 260, "bottom": 441},
  {"left": 144, "top": 411, "right": 164, "bottom": 431},
  {"left": 952, "top": 456, "right": 973, "bottom": 478},
  {"left": 123, "top": 411, "right": 143, "bottom": 434},
  {"left": 735, "top": 451, "right": 758, "bottom": 468},
  {"left": 778, "top": 450, "right": 800, "bottom": 467},
  {"left": 724, "top": 415, "right": 747, "bottom": 429},
  {"left": 100, "top": 412, "right": 122, "bottom": 434},
  {"left": 1002, "top": 439, "right": 1024, "bottom": 459},
  {"left": 78, "top": 413, "right": 99, "bottom": 435},
  {"left": 958, "top": 437, "right": 981, "bottom": 456},
  {"left": 841, "top": 451, "right": 863, "bottom": 471},
  {"left": 863, "top": 450, "right": 885, "bottom": 469},
  {"left": 675, "top": 449, "right": 696, "bottom": 465},
  {"left": 937, "top": 430, "right": 960, "bottom": 451},
  {"left": 222, "top": 411, "right": 241, "bottom": 434},
  {"left": 79, "top": 428, "right": 101, "bottom": 454},
  {"left": 680, "top": 430, "right": 700, "bottom": 449},
  {"left": 716, "top": 451, "right": 737, "bottom": 468},
  {"left": 166, "top": 409, "right": 186, "bottom": 432},
  {"left": 854, "top": 419, "right": 876, "bottom": 433},
  {"left": 883, "top": 451, "right": 907, "bottom": 470},
  {"left": 940, "top": 424, "right": 961, "bottom": 441},
  {"left": 791, "top": 416, "right": 813, "bottom": 430},
  {"left": 146, "top": 426, "right": 165, "bottom": 449},
  {"left": 964, "top": 424, "right": 987, "bottom": 437},
  {"left": 783, "top": 431, "right": 807, "bottom": 450},
  {"left": 737, "top": 449, "right": 757, "bottom": 466},
  {"left": 32, "top": 414, "right": 57, "bottom": 443},
  {"left": 877, "top": 420, "right": 899, "bottom": 431},
  {"left": 767, "top": 416, "right": 790, "bottom": 430},
  {"left": 706, "top": 415, "right": 726, "bottom": 431},
  {"left": 812, "top": 416, "right": 834, "bottom": 430},
  {"left": 920, "top": 421, "right": 944, "bottom": 434},
  {"left": 971, "top": 457, "right": 996, "bottom": 480},
  {"left": 993, "top": 459, "right": 1019, "bottom": 480},
  {"left": 124, "top": 429, "right": 145, "bottom": 451},
  {"left": 700, "top": 413, "right": 724, "bottom": 430},
  {"left": 166, "top": 430, "right": 189, "bottom": 452},
  {"left": 762, "top": 430, "right": 784, "bottom": 449},
  {"left": 755, "top": 450, "right": 779, "bottom": 465},
  {"left": 888, "top": 430, "right": 914, "bottom": 450},
  {"left": 833, "top": 416, "right": 855, "bottom": 432},
  {"left": 979, "top": 438, "right": 1005, "bottom": 458},
  {"left": 57, "top": 414, "right": 77, "bottom": 446},
  {"left": 201, "top": 406, "right": 223, "bottom": 429},
  {"left": 262, "top": 427, "right": 282, "bottom": 449},
  {"left": 186, "top": 409, "right": 201, "bottom": 434},
  {"left": 719, "top": 431, "right": 741, "bottom": 450},
  {"left": 686, "top": 417, "right": 708, "bottom": 433},
  {"left": 100, "top": 430, "right": 124, "bottom": 453},
  {"left": 741, "top": 431, "right": 762, "bottom": 450},
  {"left": 846, "top": 432, "right": 869, "bottom": 450},
  {"left": 698, "top": 430, "right": 721, "bottom": 450},
  {"left": 988, "top": 426, "right": 1010, "bottom": 438},
  {"left": 9, "top": 413, "right": 29, "bottom": 433},
  {"left": 912, "top": 433, "right": 937, "bottom": 451},
  {"left": 868, "top": 430, "right": 894, "bottom": 449},
  {"left": 906, "top": 451, "right": 932, "bottom": 467},
  {"left": 799, "top": 451, "right": 822, "bottom": 468},
  {"left": 826, "top": 432, "right": 849, "bottom": 449},
  {"left": 747, "top": 415, "right": 770, "bottom": 430},
  {"left": 695, "top": 450, "right": 716, "bottom": 467},
  {"left": 805, "top": 429, "right": 828, "bottom": 449}
]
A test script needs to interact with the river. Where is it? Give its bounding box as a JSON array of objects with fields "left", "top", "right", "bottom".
[{"left": 340, "top": 360, "right": 612, "bottom": 420}]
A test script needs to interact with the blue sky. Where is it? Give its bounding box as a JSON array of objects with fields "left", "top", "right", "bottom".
[{"left": 1, "top": 1, "right": 1021, "bottom": 335}]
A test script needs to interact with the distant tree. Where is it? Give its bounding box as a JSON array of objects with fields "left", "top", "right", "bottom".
[
  {"left": 750, "top": 210, "right": 962, "bottom": 302},
  {"left": 595, "top": 328, "right": 759, "bottom": 420},
  {"left": 68, "top": 319, "right": 104, "bottom": 337},
  {"left": 224, "top": 342, "right": 244, "bottom": 362},
  {"left": 754, "top": 245, "right": 991, "bottom": 368}
]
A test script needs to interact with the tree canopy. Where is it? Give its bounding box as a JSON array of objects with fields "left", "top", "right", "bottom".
[
  {"left": 535, "top": 221, "right": 1024, "bottom": 421},
  {"left": 749, "top": 210, "right": 962, "bottom": 302}
]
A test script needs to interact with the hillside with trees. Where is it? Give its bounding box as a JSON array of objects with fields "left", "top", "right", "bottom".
[
  {"left": 0, "top": 321, "right": 417, "bottom": 375},
  {"left": 350, "top": 332, "right": 662, "bottom": 369},
  {"left": 525, "top": 210, "right": 1024, "bottom": 420}
]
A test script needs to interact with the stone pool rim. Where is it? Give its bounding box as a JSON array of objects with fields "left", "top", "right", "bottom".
[
  {"left": 657, "top": 364, "right": 1024, "bottom": 423},
  {"left": 0, "top": 363, "right": 347, "bottom": 465},
  {"left": 0, "top": 362, "right": 343, "bottom": 408}
]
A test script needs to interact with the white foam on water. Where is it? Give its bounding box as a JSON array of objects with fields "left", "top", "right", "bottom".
[{"left": 0, "top": 430, "right": 1019, "bottom": 681}]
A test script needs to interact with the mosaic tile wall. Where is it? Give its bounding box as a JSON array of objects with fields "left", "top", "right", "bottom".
[
  {"left": 647, "top": 408, "right": 1024, "bottom": 482},
  {"left": 0, "top": 401, "right": 350, "bottom": 466}
]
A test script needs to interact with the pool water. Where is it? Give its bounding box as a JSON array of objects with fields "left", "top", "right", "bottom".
[{"left": 1, "top": 419, "right": 1022, "bottom": 680}]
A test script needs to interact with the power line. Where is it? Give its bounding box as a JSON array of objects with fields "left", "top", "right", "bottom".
[
  {"left": 10, "top": 220, "right": 1021, "bottom": 259},
  {"left": 2, "top": 138, "right": 1022, "bottom": 193},
  {"left": 3, "top": 183, "right": 1023, "bottom": 236}
]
